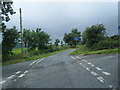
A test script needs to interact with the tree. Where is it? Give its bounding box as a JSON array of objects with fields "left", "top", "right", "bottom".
[
  {"left": 0, "top": 0, "right": 16, "bottom": 32},
  {"left": 54, "top": 39, "right": 60, "bottom": 46},
  {"left": 63, "top": 28, "right": 81, "bottom": 46},
  {"left": 81, "top": 30, "right": 87, "bottom": 45},
  {"left": 1, "top": 0, "right": 17, "bottom": 60},
  {"left": 110, "top": 35, "right": 119, "bottom": 41},
  {"left": 2, "top": 26, "right": 19, "bottom": 60},
  {"left": 61, "top": 41, "right": 63, "bottom": 46},
  {"left": 82, "top": 24, "right": 106, "bottom": 49},
  {"left": 23, "top": 29, "right": 31, "bottom": 49},
  {"left": 23, "top": 28, "right": 51, "bottom": 50}
]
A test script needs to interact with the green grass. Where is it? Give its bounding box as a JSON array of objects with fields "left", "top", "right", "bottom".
[
  {"left": 3, "top": 48, "right": 72, "bottom": 66},
  {"left": 13, "top": 48, "right": 26, "bottom": 54},
  {"left": 70, "top": 45, "right": 118, "bottom": 55}
]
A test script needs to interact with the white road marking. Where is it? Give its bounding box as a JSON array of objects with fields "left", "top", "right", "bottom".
[
  {"left": 97, "top": 77, "right": 105, "bottom": 83},
  {"left": 79, "top": 59, "right": 113, "bottom": 87},
  {"left": 15, "top": 71, "right": 21, "bottom": 74},
  {"left": 7, "top": 75, "right": 15, "bottom": 79},
  {"left": 36, "top": 58, "right": 44, "bottom": 64},
  {"left": 76, "top": 56, "right": 81, "bottom": 59},
  {"left": 91, "top": 64, "right": 94, "bottom": 67},
  {"left": 18, "top": 74, "right": 25, "bottom": 78},
  {"left": 79, "top": 60, "right": 113, "bottom": 88},
  {"left": 79, "top": 63, "right": 86, "bottom": 68},
  {"left": 82, "top": 60, "right": 95, "bottom": 67},
  {"left": 13, "top": 79, "right": 17, "bottom": 81},
  {"left": 41, "top": 58, "right": 44, "bottom": 60},
  {"left": 109, "top": 85, "right": 113, "bottom": 88},
  {"left": 82, "top": 60, "right": 88, "bottom": 63},
  {"left": 102, "top": 71, "right": 111, "bottom": 75},
  {"left": 96, "top": 67, "right": 102, "bottom": 71},
  {"left": 88, "top": 62, "right": 92, "bottom": 65},
  {"left": 88, "top": 62, "right": 95, "bottom": 67},
  {"left": 29, "top": 60, "right": 38, "bottom": 66},
  {"left": 85, "top": 67, "right": 90, "bottom": 71},
  {"left": 79, "top": 63, "right": 82, "bottom": 65},
  {"left": 91, "top": 71, "right": 98, "bottom": 76},
  {"left": 71, "top": 56, "right": 77, "bottom": 60},
  {"left": 80, "top": 62, "right": 89, "bottom": 71},
  {"left": 0, "top": 80, "right": 6, "bottom": 84},
  {"left": 81, "top": 64, "right": 86, "bottom": 68},
  {"left": 24, "top": 70, "right": 28, "bottom": 74},
  {"left": 82, "top": 60, "right": 86, "bottom": 62}
]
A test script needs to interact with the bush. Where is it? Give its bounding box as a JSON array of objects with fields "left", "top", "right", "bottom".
[
  {"left": 93, "top": 39, "right": 119, "bottom": 50},
  {"left": 2, "top": 27, "right": 19, "bottom": 61}
]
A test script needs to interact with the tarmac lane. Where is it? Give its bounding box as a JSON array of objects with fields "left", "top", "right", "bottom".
[{"left": 1, "top": 49, "right": 118, "bottom": 88}]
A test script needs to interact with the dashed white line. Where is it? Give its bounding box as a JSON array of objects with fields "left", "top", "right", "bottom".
[
  {"left": 18, "top": 74, "right": 25, "bottom": 78},
  {"left": 82, "top": 60, "right": 95, "bottom": 67},
  {"left": 76, "top": 56, "right": 81, "bottom": 59},
  {"left": 87, "top": 62, "right": 95, "bottom": 67},
  {"left": 0, "top": 80, "right": 6, "bottom": 84},
  {"left": 71, "top": 56, "right": 77, "bottom": 60},
  {"left": 109, "top": 85, "right": 113, "bottom": 88},
  {"left": 73, "top": 56, "right": 113, "bottom": 88},
  {"left": 96, "top": 67, "right": 102, "bottom": 71},
  {"left": 91, "top": 64, "right": 94, "bottom": 67},
  {"left": 81, "top": 64, "right": 86, "bottom": 68},
  {"left": 13, "top": 79, "right": 17, "bottom": 81},
  {"left": 80, "top": 62, "right": 89, "bottom": 70},
  {"left": 102, "top": 71, "right": 111, "bottom": 75},
  {"left": 41, "top": 58, "right": 44, "bottom": 60},
  {"left": 6, "top": 75, "right": 15, "bottom": 79},
  {"left": 91, "top": 71, "right": 98, "bottom": 76},
  {"left": 36, "top": 58, "right": 44, "bottom": 64},
  {"left": 82, "top": 59, "right": 86, "bottom": 62},
  {"left": 15, "top": 71, "right": 21, "bottom": 74},
  {"left": 82, "top": 60, "right": 88, "bottom": 63},
  {"left": 97, "top": 77, "right": 105, "bottom": 83},
  {"left": 88, "top": 62, "right": 92, "bottom": 65},
  {"left": 24, "top": 70, "right": 28, "bottom": 74},
  {"left": 82, "top": 60, "right": 110, "bottom": 76},
  {"left": 85, "top": 67, "right": 90, "bottom": 71},
  {"left": 79, "top": 63, "right": 82, "bottom": 65},
  {"left": 29, "top": 60, "right": 38, "bottom": 66}
]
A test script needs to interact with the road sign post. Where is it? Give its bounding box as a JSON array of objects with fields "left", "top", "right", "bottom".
[
  {"left": 74, "top": 37, "right": 78, "bottom": 46},
  {"left": 118, "top": 26, "right": 120, "bottom": 30},
  {"left": 74, "top": 37, "right": 79, "bottom": 41}
]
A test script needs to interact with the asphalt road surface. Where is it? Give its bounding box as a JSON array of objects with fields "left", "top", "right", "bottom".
[{"left": 1, "top": 49, "right": 118, "bottom": 88}]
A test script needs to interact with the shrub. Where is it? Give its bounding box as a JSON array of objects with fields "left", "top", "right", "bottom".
[{"left": 93, "top": 39, "right": 119, "bottom": 50}]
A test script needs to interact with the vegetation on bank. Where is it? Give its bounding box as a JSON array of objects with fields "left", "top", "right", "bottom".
[
  {"left": 3, "top": 48, "right": 72, "bottom": 66},
  {"left": 70, "top": 24, "right": 119, "bottom": 55},
  {"left": 70, "top": 45, "right": 118, "bottom": 55}
]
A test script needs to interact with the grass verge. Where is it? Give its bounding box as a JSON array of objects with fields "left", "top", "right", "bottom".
[
  {"left": 2, "top": 48, "right": 72, "bottom": 66},
  {"left": 70, "top": 45, "right": 118, "bottom": 55}
]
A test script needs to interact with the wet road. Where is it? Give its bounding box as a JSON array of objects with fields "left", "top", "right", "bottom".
[{"left": 1, "top": 49, "right": 118, "bottom": 88}]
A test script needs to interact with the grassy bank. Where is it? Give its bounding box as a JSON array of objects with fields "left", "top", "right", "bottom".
[
  {"left": 70, "top": 45, "right": 118, "bottom": 55},
  {"left": 3, "top": 48, "right": 72, "bottom": 66}
]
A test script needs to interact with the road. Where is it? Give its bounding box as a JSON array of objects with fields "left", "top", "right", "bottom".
[{"left": 1, "top": 49, "right": 118, "bottom": 88}]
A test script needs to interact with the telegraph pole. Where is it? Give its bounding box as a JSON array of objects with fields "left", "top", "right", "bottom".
[{"left": 19, "top": 8, "right": 23, "bottom": 54}]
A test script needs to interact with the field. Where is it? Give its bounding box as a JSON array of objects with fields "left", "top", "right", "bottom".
[{"left": 13, "top": 48, "right": 26, "bottom": 54}]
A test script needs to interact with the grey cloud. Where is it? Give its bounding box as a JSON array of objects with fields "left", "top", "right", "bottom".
[{"left": 5, "top": 2, "right": 118, "bottom": 42}]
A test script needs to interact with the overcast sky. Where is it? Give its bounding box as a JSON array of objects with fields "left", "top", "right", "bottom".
[{"left": 4, "top": 0, "right": 118, "bottom": 42}]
